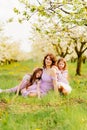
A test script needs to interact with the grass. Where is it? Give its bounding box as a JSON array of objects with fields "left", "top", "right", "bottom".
[{"left": 0, "top": 60, "right": 87, "bottom": 130}]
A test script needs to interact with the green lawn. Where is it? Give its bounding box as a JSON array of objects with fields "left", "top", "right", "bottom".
[{"left": 0, "top": 60, "right": 87, "bottom": 130}]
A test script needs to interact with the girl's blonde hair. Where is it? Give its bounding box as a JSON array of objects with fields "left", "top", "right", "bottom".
[{"left": 57, "top": 58, "right": 67, "bottom": 70}]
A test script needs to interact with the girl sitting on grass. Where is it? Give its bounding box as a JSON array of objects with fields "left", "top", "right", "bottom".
[
  {"left": 57, "top": 58, "right": 72, "bottom": 95},
  {"left": 0, "top": 68, "right": 43, "bottom": 98},
  {"left": 21, "top": 67, "right": 43, "bottom": 98}
]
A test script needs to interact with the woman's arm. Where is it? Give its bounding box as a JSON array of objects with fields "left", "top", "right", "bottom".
[
  {"left": 51, "top": 68, "right": 58, "bottom": 93},
  {"left": 36, "top": 80, "right": 41, "bottom": 99}
]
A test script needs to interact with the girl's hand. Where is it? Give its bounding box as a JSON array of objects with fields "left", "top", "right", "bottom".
[{"left": 20, "top": 88, "right": 27, "bottom": 95}]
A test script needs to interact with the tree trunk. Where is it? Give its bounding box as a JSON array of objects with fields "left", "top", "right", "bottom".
[{"left": 76, "top": 56, "right": 82, "bottom": 75}]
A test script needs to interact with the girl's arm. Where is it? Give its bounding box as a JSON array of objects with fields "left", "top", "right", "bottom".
[
  {"left": 16, "top": 85, "right": 20, "bottom": 96},
  {"left": 16, "top": 80, "right": 27, "bottom": 96},
  {"left": 16, "top": 74, "right": 31, "bottom": 96}
]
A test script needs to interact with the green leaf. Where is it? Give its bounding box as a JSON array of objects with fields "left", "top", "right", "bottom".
[{"left": 13, "top": 8, "right": 20, "bottom": 14}]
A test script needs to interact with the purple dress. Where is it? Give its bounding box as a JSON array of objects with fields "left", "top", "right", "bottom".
[
  {"left": 40, "top": 69, "right": 54, "bottom": 95},
  {"left": 21, "top": 81, "right": 38, "bottom": 96},
  {"left": 4, "top": 74, "right": 31, "bottom": 93},
  {"left": 22, "top": 69, "right": 54, "bottom": 97}
]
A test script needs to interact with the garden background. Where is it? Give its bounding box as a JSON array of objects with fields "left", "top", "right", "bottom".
[{"left": 0, "top": 0, "right": 87, "bottom": 130}]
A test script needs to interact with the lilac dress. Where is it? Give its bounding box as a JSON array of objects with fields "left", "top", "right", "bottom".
[
  {"left": 40, "top": 69, "right": 54, "bottom": 96},
  {"left": 4, "top": 74, "right": 31, "bottom": 93},
  {"left": 22, "top": 69, "right": 54, "bottom": 97},
  {"left": 21, "top": 81, "right": 39, "bottom": 96}
]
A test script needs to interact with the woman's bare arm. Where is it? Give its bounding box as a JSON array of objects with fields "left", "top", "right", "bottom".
[
  {"left": 51, "top": 68, "right": 58, "bottom": 93},
  {"left": 37, "top": 80, "right": 41, "bottom": 99}
]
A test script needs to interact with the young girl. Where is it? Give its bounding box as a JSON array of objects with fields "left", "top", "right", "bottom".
[
  {"left": 21, "top": 67, "right": 43, "bottom": 98},
  {"left": 0, "top": 68, "right": 43, "bottom": 98},
  {"left": 57, "top": 58, "right": 72, "bottom": 95}
]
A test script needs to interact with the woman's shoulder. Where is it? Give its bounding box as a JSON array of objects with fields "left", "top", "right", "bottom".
[
  {"left": 50, "top": 66, "right": 58, "bottom": 75},
  {"left": 52, "top": 65, "right": 58, "bottom": 71}
]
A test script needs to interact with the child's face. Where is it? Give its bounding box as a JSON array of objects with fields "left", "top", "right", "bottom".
[
  {"left": 36, "top": 70, "right": 42, "bottom": 79},
  {"left": 58, "top": 61, "right": 65, "bottom": 70}
]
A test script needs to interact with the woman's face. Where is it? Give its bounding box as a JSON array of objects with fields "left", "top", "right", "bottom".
[
  {"left": 58, "top": 61, "right": 65, "bottom": 70},
  {"left": 45, "top": 56, "right": 52, "bottom": 67},
  {"left": 36, "top": 70, "right": 42, "bottom": 79}
]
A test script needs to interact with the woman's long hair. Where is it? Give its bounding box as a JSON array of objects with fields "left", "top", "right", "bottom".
[
  {"left": 26, "top": 68, "right": 43, "bottom": 89},
  {"left": 43, "top": 53, "right": 56, "bottom": 68}
]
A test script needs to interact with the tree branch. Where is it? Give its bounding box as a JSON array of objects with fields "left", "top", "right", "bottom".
[
  {"left": 59, "top": 7, "right": 70, "bottom": 14},
  {"left": 82, "top": 46, "right": 87, "bottom": 53},
  {"left": 80, "top": 41, "right": 86, "bottom": 52},
  {"left": 36, "top": 0, "right": 41, "bottom": 5}
]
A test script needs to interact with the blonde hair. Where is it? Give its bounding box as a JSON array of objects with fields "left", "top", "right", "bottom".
[{"left": 57, "top": 58, "right": 67, "bottom": 70}]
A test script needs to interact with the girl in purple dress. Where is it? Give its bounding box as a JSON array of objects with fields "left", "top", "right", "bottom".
[
  {"left": 22, "top": 53, "right": 58, "bottom": 97},
  {"left": 0, "top": 68, "right": 43, "bottom": 97},
  {"left": 21, "top": 68, "right": 43, "bottom": 98}
]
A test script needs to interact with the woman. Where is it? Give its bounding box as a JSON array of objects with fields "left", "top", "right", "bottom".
[
  {"left": 22, "top": 53, "right": 58, "bottom": 97},
  {"left": 40, "top": 53, "right": 58, "bottom": 96}
]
